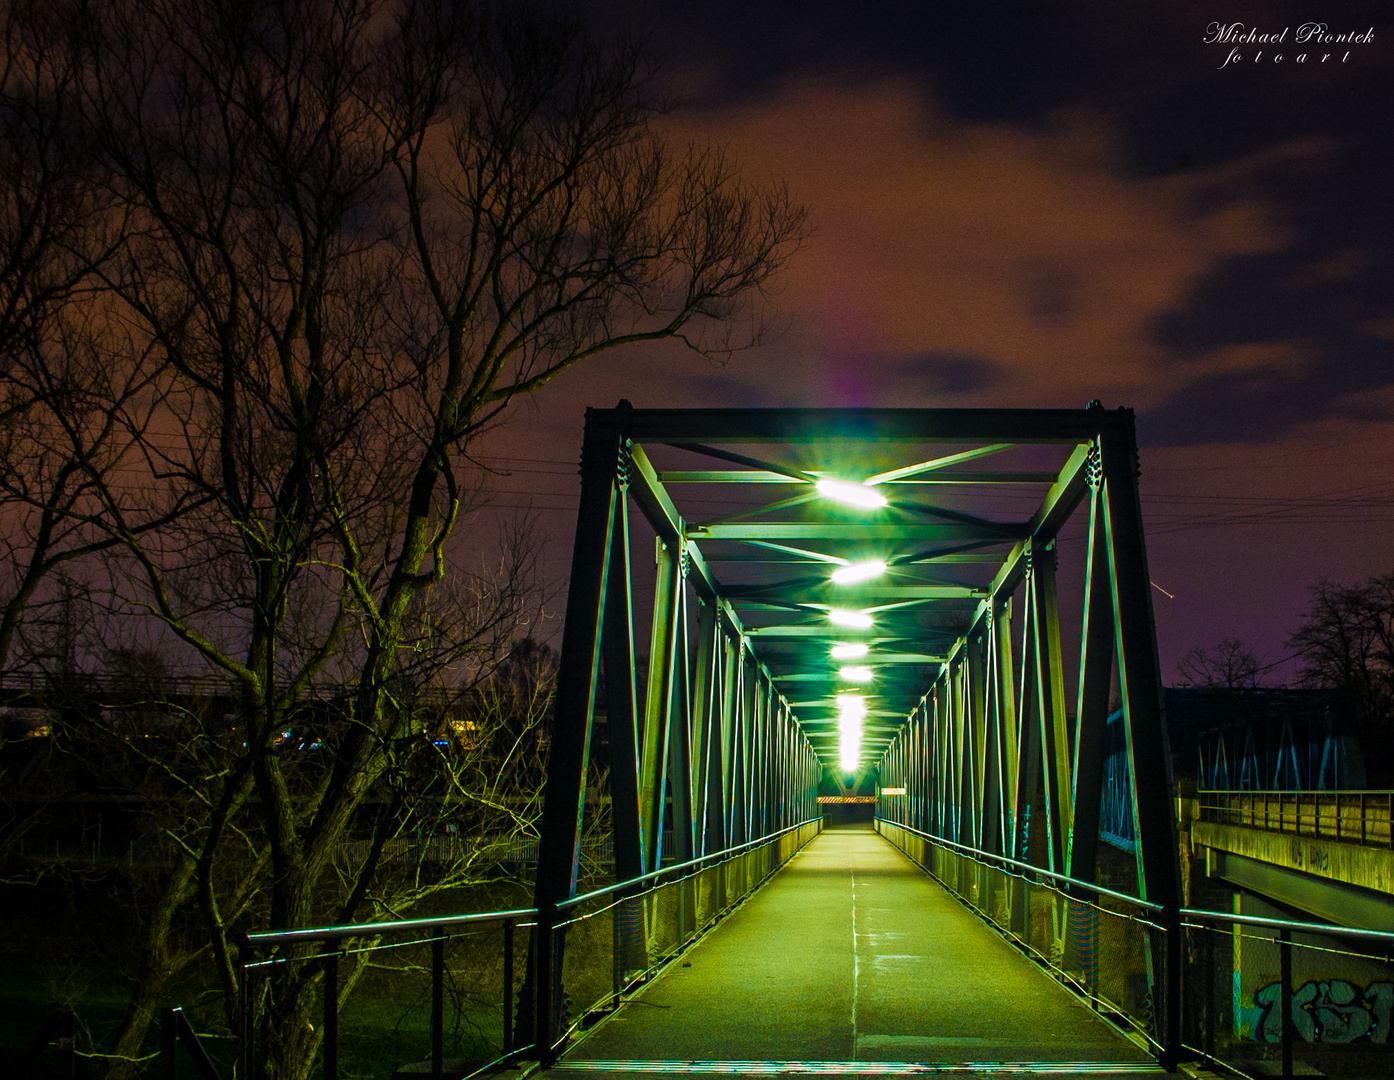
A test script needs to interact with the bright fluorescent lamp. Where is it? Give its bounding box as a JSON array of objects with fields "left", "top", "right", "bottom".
[
  {"left": 830, "top": 642, "right": 868, "bottom": 660},
  {"left": 839, "top": 665, "right": 873, "bottom": 682},
  {"left": 815, "top": 478, "right": 887, "bottom": 510},
  {"left": 837, "top": 695, "right": 864, "bottom": 771},
  {"left": 830, "top": 559, "right": 887, "bottom": 585},
  {"left": 828, "top": 608, "right": 873, "bottom": 629},
  {"left": 836, "top": 694, "right": 867, "bottom": 720}
]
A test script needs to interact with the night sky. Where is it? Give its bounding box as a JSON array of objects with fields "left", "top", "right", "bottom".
[{"left": 471, "top": 1, "right": 1393, "bottom": 685}]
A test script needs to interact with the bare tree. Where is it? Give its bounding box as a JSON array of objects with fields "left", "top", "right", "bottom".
[
  {"left": 0, "top": 0, "right": 147, "bottom": 675},
  {"left": 1289, "top": 574, "right": 1394, "bottom": 766},
  {"left": 7, "top": 0, "right": 808, "bottom": 1075},
  {"left": 1175, "top": 638, "right": 1265, "bottom": 689}
]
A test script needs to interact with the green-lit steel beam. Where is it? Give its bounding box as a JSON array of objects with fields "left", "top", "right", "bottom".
[
  {"left": 625, "top": 407, "right": 1105, "bottom": 443},
  {"left": 690, "top": 523, "right": 1029, "bottom": 541},
  {"left": 660, "top": 469, "right": 1060, "bottom": 484},
  {"left": 534, "top": 402, "right": 1181, "bottom": 1068}
]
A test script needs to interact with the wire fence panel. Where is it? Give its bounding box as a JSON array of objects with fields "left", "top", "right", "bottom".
[
  {"left": 878, "top": 818, "right": 1166, "bottom": 1054},
  {"left": 553, "top": 818, "right": 823, "bottom": 1047},
  {"left": 232, "top": 912, "right": 530, "bottom": 1080},
  {"left": 1183, "top": 920, "right": 1394, "bottom": 1080},
  {"left": 177, "top": 821, "right": 821, "bottom": 1077}
]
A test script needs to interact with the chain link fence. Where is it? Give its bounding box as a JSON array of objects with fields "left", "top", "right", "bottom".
[
  {"left": 230, "top": 908, "right": 531, "bottom": 1080},
  {"left": 1182, "top": 912, "right": 1394, "bottom": 1080},
  {"left": 166, "top": 820, "right": 823, "bottom": 1078},
  {"left": 553, "top": 819, "right": 823, "bottom": 1046},
  {"left": 877, "top": 817, "right": 1167, "bottom": 1055}
]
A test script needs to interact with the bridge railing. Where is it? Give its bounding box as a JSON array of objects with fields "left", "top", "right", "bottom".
[
  {"left": 550, "top": 816, "right": 823, "bottom": 1050},
  {"left": 876, "top": 818, "right": 1170, "bottom": 1058},
  {"left": 1198, "top": 789, "right": 1394, "bottom": 848},
  {"left": 1181, "top": 908, "right": 1394, "bottom": 1080},
  {"left": 164, "top": 818, "right": 824, "bottom": 1079},
  {"left": 225, "top": 906, "right": 537, "bottom": 1080}
]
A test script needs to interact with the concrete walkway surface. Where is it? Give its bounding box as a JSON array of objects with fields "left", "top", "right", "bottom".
[{"left": 548, "top": 826, "right": 1160, "bottom": 1079}]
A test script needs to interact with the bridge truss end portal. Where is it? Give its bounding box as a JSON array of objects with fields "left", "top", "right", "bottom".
[{"left": 530, "top": 404, "right": 1182, "bottom": 1061}]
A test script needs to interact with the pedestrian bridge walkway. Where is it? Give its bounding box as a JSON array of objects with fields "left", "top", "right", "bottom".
[{"left": 549, "top": 827, "right": 1160, "bottom": 1078}]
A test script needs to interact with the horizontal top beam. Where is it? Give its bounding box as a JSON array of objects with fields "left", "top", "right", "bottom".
[
  {"left": 690, "top": 523, "right": 1027, "bottom": 541},
  {"left": 608, "top": 406, "right": 1114, "bottom": 443},
  {"left": 658, "top": 470, "right": 1061, "bottom": 485}
]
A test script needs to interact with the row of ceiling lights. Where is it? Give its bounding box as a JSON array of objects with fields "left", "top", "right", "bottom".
[{"left": 813, "top": 478, "right": 891, "bottom": 774}]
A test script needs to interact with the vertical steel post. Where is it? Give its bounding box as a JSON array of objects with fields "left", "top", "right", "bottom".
[
  {"left": 1014, "top": 575, "right": 1041, "bottom": 863},
  {"left": 968, "top": 631, "right": 988, "bottom": 848},
  {"left": 161, "top": 1009, "right": 176, "bottom": 1080},
  {"left": 1068, "top": 480, "right": 1113, "bottom": 886},
  {"left": 325, "top": 952, "right": 339, "bottom": 1080},
  {"left": 1099, "top": 407, "right": 1183, "bottom": 1067},
  {"left": 503, "top": 919, "right": 515, "bottom": 1054},
  {"left": 429, "top": 938, "right": 443, "bottom": 1080},
  {"left": 235, "top": 939, "right": 253, "bottom": 1080},
  {"left": 666, "top": 570, "right": 695, "bottom": 865},
  {"left": 690, "top": 599, "right": 717, "bottom": 851},
  {"left": 529, "top": 405, "right": 621, "bottom": 1061},
  {"left": 640, "top": 537, "right": 679, "bottom": 871},
  {"left": 1280, "top": 929, "right": 1293, "bottom": 1080},
  {"left": 603, "top": 490, "right": 646, "bottom": 888},
  {"left": 1031, "top": 538, "right": 1071, "bottom": 874},
  {"left": 994, "top": 597, "right": 1017, "bottom": 853}
]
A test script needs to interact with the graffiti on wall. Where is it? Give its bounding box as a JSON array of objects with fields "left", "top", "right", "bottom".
[{"left": 1242, "top": 979, "right": 1393, "bottom": 1043}]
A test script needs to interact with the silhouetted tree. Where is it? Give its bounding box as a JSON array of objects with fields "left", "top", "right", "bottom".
[
  {"left": 1175, "top": 638, "right": 1265, "bottom": 689},
  {"left": 0, "top": 0, "right": 806, "bottom": 1075},
  {"left": 1289, "top": 573, "right": 1394, "bottom": 769}
]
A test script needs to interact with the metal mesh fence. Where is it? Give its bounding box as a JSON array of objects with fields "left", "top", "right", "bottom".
[
  {"left": 878, "top": 818, "right": 1165, "bottom": 1053},
  {"left": 554, "top": 819, "right": 822, "bottom": 1043},
  {"left": 240, "top": 915, "right": 526, "bottom": 1079},
  {"left": 1183, "top": 919, "right": 1394, "bottom": 1079}
]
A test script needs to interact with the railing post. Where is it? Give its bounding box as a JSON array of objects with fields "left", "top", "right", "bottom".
[
  {"left": 161, "top": 1008, "right": 177, "bottom": 1080},
  {"left": 324, "top": 953, "right": 338, "bottom": 1080},
  {"left": 502, "top": 919, "right": 515, "bottom": 1054},
  {"left": 1162, "top": 904, "right": 1181, "bottom": 1071},
  {"left": 535, "top": 917, "right": 558, "bottom": 1064},
  {"left": 1203, "top": 927, "right": 1215, "bottom": 1056},
  {"left": 234, "top": 935, "right": 253, "bottom": 1080},
  {"left": 431, "top": 935, "right": 445, "bottom": 1079},
  {"left": 1279, "top": 928, "right": 1293, "bottom": 1080}
]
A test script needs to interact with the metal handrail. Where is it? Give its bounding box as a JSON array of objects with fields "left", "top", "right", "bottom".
[
  {"left": 558, "top": 816, "right": 822, "bottom": 911},
  {"left": 1198, "top": 788, "right": 1394, "bottom": 796},
  {"left": 880, "top": 818, "right": 1394, "bottom": 944},
  {"left": 239, "top": 905, "right": 538, "bottom": 948},
  {"left": 1180, "top": 906, "right": 1394, "bottom": 946},
  {"left": 876, "top": 816, "right": 1167, "bottom": 914},
  {"left": 233, "top": 817, "right": 819, "bottom": 943}
]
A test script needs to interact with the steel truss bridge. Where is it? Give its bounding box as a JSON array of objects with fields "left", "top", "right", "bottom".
[
  {"left": 184, "top": 405, "right": 1394, "bottom": 1080},
  {"left": 529, "top": 404, "right": 1186, "bottom": 1061}
]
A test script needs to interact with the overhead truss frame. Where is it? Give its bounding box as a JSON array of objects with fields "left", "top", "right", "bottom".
[{"left": 529, "top": 402, "right": 1182, "bottom": 1060}]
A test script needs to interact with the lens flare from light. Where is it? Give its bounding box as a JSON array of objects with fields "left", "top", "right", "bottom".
[
  {"left": 830, "top": 642, "right": 868, "bottom": 660},
  {"left": 837, "top": 694, "right": 865, "bottom": 771},
  {"left": 828, "top": 608, "right": 873, "bottom": 629},
  {"left": 839, "top": 665, "right": 873, "bottom": 682},
  {"left": 830, "top": 696, "right": 864, "bottom": 774},
  {"left": 836, "top": 694, "right": 867, "bottom": 721},
  {"left": 830, "top": 559, "right": 887, "bottom": 585},
  {"left": 815, "top": 478, "right": 888, "bottom": 510}
]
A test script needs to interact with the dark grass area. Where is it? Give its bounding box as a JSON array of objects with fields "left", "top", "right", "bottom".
[{"left": 0, "top": 870, "right": 544, "bottom": 1078}]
